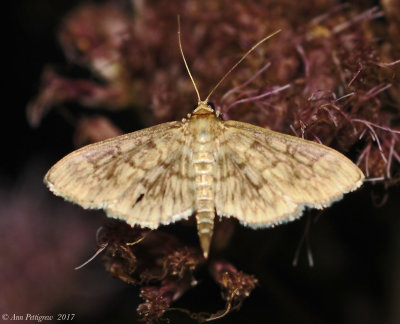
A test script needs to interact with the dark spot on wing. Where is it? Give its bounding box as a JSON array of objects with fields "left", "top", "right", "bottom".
[{"left": 132, "top": 193, "right": 145, "bottom": 207}]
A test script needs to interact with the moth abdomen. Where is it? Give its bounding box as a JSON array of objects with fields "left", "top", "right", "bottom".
[{"left": 193, "top": 149, "right": 215, "bottom": 258}]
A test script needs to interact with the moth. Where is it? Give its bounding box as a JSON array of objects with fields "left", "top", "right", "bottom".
[{"left": 45, "top": 26, "right": 364, "bottom": 258}]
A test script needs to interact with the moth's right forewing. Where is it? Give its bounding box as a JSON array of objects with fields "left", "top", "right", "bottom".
[{"left": 215, "top": 120, "right": 364, "bottom": 227}]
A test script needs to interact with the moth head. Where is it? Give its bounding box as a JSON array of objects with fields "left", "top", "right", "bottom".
[
  {"left": 207, "top": 101, "right": 223, "bottom": 119},
  {"left": 192, "top": 100, "right": 214, "bottom": 115}
]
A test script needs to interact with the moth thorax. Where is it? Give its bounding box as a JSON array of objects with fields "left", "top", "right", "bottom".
[
  {"left": 193, "top": 151, "right": 215, "bottom": 258},
  {"left": 197, "top": 129, "right": 211, "bottom": 143}
]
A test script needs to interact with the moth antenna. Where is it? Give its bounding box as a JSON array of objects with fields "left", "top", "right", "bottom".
[
  {"left": 178, "top": 16, "right": 202, "bottom": 103},
  {"left": 205, "top": 29, "right": 281, "bottom": 102}
]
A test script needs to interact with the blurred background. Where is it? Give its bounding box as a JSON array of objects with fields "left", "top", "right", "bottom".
[{"left": 3, "top": 0, "right": 400, "bottom": 323}]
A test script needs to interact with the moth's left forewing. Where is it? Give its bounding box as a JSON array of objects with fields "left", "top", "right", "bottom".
[
  {"left": 215, "top": 120, "right": 364, "bottom": 227},
  {"left": 45, "top": 121, "right": 196, "bottom": 228}
]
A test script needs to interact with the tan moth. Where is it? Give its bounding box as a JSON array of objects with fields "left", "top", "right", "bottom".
[{"left": 45, "top": 23, "right": 364, "bottom": 258}]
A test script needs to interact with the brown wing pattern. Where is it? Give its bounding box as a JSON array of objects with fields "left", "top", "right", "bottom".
[
  {"left": 215, "top": 120, "right": 364, "bottom": 227},
  {"left": 45, "top": 121, "right": 196, "bottom": 228}
]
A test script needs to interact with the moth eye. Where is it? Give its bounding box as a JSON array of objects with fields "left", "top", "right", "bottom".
[{"left": 207, "top": 101, "right": 215, "bottom": 110}]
